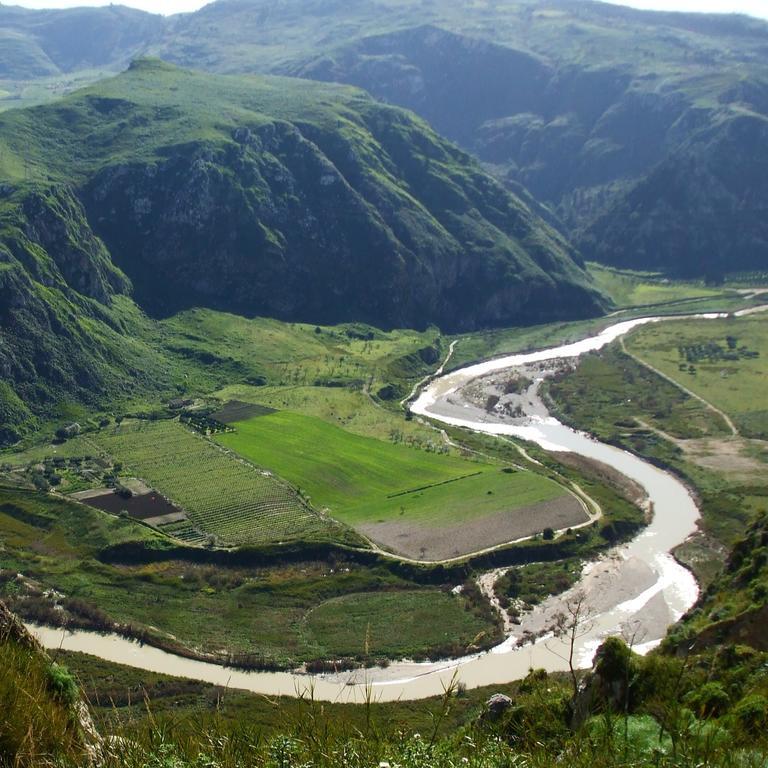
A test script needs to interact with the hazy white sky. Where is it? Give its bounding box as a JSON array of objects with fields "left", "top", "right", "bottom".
[{"left": 6, "top": 0, "right": 768, "bottom": 20}]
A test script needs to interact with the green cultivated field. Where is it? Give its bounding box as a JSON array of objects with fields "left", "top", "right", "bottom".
[
  {"left": 217, "top": 411, "right": 571, "bottom": 546},
  {"left": 626, "top": 315, "right": 768, "bottom": 438},
  {"left": 91, "top": 419, "right": 346, "bottom": 546}
]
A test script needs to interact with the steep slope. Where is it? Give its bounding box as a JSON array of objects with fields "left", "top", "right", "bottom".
[
  {"left": 3, "top": 1, "right": 768, "bottom": 277},
  {"left": 670, "top": 506, "right": 768, "bottom": 652},
  {"left": 0, "top": 59, "right": 601, "bottom": 331},
  {"left": 0, "top": 60, "right": 602, "bottom": 442},
  {"left": 0, "top": 185, "right": 178, "bottom": 443},
  {"left": 0, "top": 600, "right": 101, "bottom": 767},
  {"left": 580, "top": 112, "right": 768, "bottom": 278},
  {"left": 276, "top": 5, "right": 768, "bottom": 277}
]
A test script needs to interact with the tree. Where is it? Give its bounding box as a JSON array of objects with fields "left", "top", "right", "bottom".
[{"left": 550, "top": 590, "right": 593, "bottom": 697}]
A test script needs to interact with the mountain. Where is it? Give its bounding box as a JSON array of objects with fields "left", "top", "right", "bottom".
[
  {"left": 269, "top": 1, "right": 768, "bottom": 279},
  {"left": 0, "top": 184, "right": 179, "bottom": 444},
  {"left": 579, "top": 112, "right": 768, "bottom": 279},
  {"left": 3, "top": 1, "right": 768, "bottom": 278},
  {"left": 0, "top": 4, "right": 163, "bottom": 78},
  {"left": 0, "top": 60, "right": 602, "bottom": 441}
]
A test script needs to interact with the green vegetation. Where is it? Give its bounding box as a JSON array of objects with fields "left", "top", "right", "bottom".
[
  {"left": 587, "top": 263, "right": 733, "bottom": 309},
  {"left": 0, "top": 487, "right": 499, "bottom": 667},
  {"left": 0, "top": 622, "right": 89, "bottom": 767},
  {"left": 547, "top": 345, "right": 730, "bottom": 446},
  {"left": 217, "top": 409, "right": 573, "bottom": 557},
  {"left": 304, "top": 590, "right": 492, "bottom": 659},
  {"left": 5, "top": 608, "right": 768, "bottom": 768},
  {"left": 626, "top": 315, "right": 768, "bottom": 439},
  {"left": 90, "top": 418, "right": 344, "bottom": 547},
  {"left": 496, "top": 559, "right": 583, "bottom": 615},
  {"left": 163, "top": 309, "right": 444, "bottom": 410}
]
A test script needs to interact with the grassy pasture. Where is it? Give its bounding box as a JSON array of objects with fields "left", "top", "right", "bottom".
[
  {"left": 587, "top": 263, "right": 731, "bottom": 308},
  {"left": 0, "top": 489, "right": 497, "bottom": 667},
  {"left": 626, "top": 315, "right": 768, "bottom": 439},
  {"left": 91, "top": 419, "right": 349, "bottom": 547},
  {"left": 217, "top": 411, "right": 575, "bottom": 557},
  {"left": 163, "top": 309, "right": 442, "bottom": 400},
  {"left": 213, "top": 385, "right": 440, "bottom": 445},
  {"left": 303, "top": 590, "right": 492, "bottom": 658}
]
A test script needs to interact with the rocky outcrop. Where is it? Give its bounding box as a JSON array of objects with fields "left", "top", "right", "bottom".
[
  {"left": 20, "top": 186, "right": 130, "bottom": 303},
  {"left": 0, "top": 600, "right": 103, "bottom": 765}
]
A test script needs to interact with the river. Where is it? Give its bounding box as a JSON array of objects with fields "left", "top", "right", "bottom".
[{"left": 30, "top": 310, "right": 761, "bottom": 703}]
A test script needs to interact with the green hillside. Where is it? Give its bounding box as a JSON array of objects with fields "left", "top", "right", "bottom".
[
  {"left": 3, "top": 1, "right": 768, "bottom": 279},
  {"left": 0, "top": 59, "right": 603, "bottom": 444}
]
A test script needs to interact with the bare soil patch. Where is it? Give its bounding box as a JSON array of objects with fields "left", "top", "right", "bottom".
[
  {"left": 210, "top": 400, "right": 277, "bottom": 424},
  {"left": 80, "top": 490, "right": 184, "bottom": 521},
  {"left": 678, "top": 437, "right": 767, "bottom": 479},
  {"left": 359, "top": 496, "right": 587, "bottom": 561}
]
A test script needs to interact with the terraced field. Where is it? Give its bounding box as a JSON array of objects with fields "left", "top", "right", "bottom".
[{"left": 91, "top": 420, "right": 345, "bottom": 547}]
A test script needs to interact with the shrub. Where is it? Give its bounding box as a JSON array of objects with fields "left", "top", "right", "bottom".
[
  {"left": 46, "top": 662, "right": 78, "bottom": 706},
  {"left": 685, "top": 682, "right": 730, "bottom": 719},
  {"left": 733, "top": 694, "right": 768, "bottom": 736}
]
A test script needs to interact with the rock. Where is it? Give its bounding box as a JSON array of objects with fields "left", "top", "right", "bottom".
[{"left": 485, "top": 693, "right": 513, "bottom": 721}]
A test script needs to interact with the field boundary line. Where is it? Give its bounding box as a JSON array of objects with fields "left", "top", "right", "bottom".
[
  {"left": 385, "top": 471, "right": 483, "bottom": 499},
  {"left": 619, "top": 336, "right": 738, "bottom": 436}
]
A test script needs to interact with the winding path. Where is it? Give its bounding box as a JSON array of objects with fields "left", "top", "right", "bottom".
[{"left": 619, "top": 337, "right": 738, "bottom": 436}]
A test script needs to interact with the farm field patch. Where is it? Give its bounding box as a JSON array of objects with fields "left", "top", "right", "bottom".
[
  {"left": 213, "top": 384, "right": 441, "bottom": 446},
  {"left": 217, "top": 411, "right": 579, "bottom": 558},
  {"left": 73, "top": 488, "right": 182, "bottom": 522},
  {"left": 359, "top": 496, "right": 586, "bottom": 561},
  {"left": 626, "top": 315, "right": 768, "bottom": 439},
  {"left": 90, "top": 420, "right": 348, "bottom": 547},
  {"left": 209, "top": 401, "right": 277, "bottom": 424}
]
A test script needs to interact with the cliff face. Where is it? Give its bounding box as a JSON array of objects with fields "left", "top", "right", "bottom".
[{"left": 0, "top": 600, "right": 102, "bottom": 766}]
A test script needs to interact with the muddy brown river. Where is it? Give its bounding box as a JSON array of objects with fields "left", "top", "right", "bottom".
[{"left": 31, "top": 310, "right": 764, "bottom": 702}]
